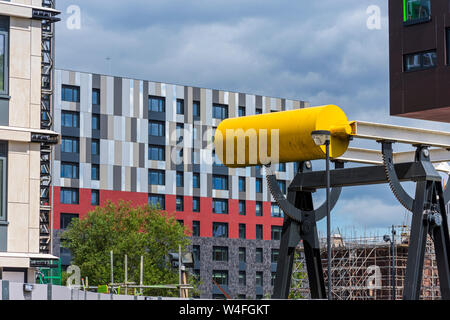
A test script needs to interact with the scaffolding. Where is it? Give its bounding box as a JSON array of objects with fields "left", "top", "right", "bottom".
[
  {"left": 292, "top": 227, "right": 441, "bottom": 300},
  {"left": 38, "top": 0, "right": 59, "bottom": 254}
]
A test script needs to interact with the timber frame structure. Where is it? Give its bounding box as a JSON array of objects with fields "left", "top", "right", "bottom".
[{"left": 270, "top": 122, "right": 450, "bottom": 300}]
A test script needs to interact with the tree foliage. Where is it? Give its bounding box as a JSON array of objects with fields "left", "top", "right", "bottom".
[{"left": 62, "top": 201, "right": 192, "bottom": 297}]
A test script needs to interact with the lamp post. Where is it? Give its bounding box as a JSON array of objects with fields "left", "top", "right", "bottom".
[
  {"left": 311, "top": 130, "right": 332, "bottom": 300},
  {"left": 384, "top": 225, "right": 397, "bottom": 300}
]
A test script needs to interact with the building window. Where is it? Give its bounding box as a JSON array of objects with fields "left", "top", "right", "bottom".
[
  {"left": 0, "top": 156, "right": 6, "bottom": 221},
  {"left": 91, "top": 164, "right": 100, "bottom": 181},
  {"left": 149, "top": 194, "right": 165, "bottom": 210},
  {"left": 271, "top": 203, "right": 283, "bottom": 218},
  {"left": 60, "top": 213, "right": 79, "bottom": 230},
  {"left": 256, "top": 225, "right": 263, "bottom": 240},
  {"left": 91, "top": 190, "right": 100, "bottom": 206},
  {"left": 192, "top": 151, "right": 199, "bottom": 166},
  {"left": 176, "top": 196, "right": 184, "bottom": 212},
  {"left": 176, "top": 123, "right": 184, "bottom": 143},
  {"left": 256, "top": 178, "right": 263, "bottom": 193},
  {"left": 239, "top": 224, "right": 246, "bottom": 239},
  {"left": 256, "top": 272, "right": 263, "bottom": 287},
  {"left": 403, "top": 0, "right": 430, "bottom": 24},
  {"left": 256, "top": 248, "right": 263, "bottom": 263},
  {"left": 61, "top": 111, "right": 79, "bottom": 128},
  {"left": 239, "top": 247, "right": 246, "bottom": 263},
  {"left": 176, "top": 99, "right": 184, "bottom": 115},
  {"left": 271, "top": 249, "right": 279, "bottom": 264},
  {"left": 193, "top": 245, "right": 200, "bottom": 262},
  {"left": 92, "top": 89, "right": 100, "bottom": 105},
  {"left": 61, "top": 137, "right": 79, "bottom": 154},
  {"left": 149, "top": 121, "right": 165, "bottom": 137},
  {"left": 192, "top": 221, "right": 200, "bottom": 237},
  {"left": 239, "top": 271, "right": 246, "bottom": 286},
  {"left": 61, "top": 162, "right": 79, "bottom": 179},
  {"left": 176, "top": 171, "right": 184, "bottom": 188},
  {"left": 92, "top": 114, "right": 100, "bottom": 131},
  {"left": 62, "top": 85, "right": 80, "bottom": 103},
  {"left": 213, "top": 222, "right": 228, "bottom": 238},
  {"left": 149, "top": 169, "right": 165, "bottom": 186},
  {"left": 212, "top": 104, "right": 228, "bottom": 120},
  {"left": 212, "top": 270, "right": 228, "bottom": 286},
  {"left": 60, "top": 188, "right": 79, "bottom": 205},
  {"left": 294, "top": 162, "right": 299, "bottom": 174},
  {"left": 256, "top": 202, "right": 263, "bottom": 217},
  {"left": 277, "top": 180, "right": 286, "bottom": 194},
  {"left": 239, "top": 201, "right": 246, "bottom": 216},
  {"left": 255, "top": 108, "right": 263, "bottom": 115},
  {"left": 212, "top": 150, "right": 225, "bottom": 167},
  {"left": 213, "top": 246, "right": 228, "bottom": 262},
  {"left": 238, "top": 107, "right": 246, "bottom": 117},
  {"left": 91, "top": 139, "right": 100, "bottom": 156},
  {"left": 148, "top": 145, "right": 165, "bottom": 161},
  {"left": 404, "top": 50, "right": 437, "bottom": 72},
  {"left": 193, "top": 101, "right": 201, "bottom": 118},
  {"left": 0, "top": 26, "right": 9, "bottom": 95},
  {"left": 447, "top": 29, "right": 450, "bottom": 66},
  {"left": 238, "top": 177, "right": 246, "bottom": 192},
  {"left": 278, "top": 163, "right": 286, "bottom": 172},
  {"left": 193, "top": 197, "right": 200, "bottom": 213},
  {"left": 149, "top": 96, "right": 165, "bottom": 113},
  {"left": 193, "top": 173, "right": 200, "bottom": 189},
  {"left": 213, "top": 175, "right": 228, "bottom": 190},
  {"left": 271, "top": 226, "right": 283, "bottom": 241},
  {"left": 213, "top": 199, "right": 228, "bottom": 214}
]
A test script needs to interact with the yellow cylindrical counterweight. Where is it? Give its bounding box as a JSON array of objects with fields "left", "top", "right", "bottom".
[{"left": 214, "top": 105, "right": 353, "bottom": 168}]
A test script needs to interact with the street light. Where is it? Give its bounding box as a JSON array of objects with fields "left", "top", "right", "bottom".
[
  {"left": 384, "top": 225, "right": 397, "bottom": 300},
  {"left": 311, "top": 130, "right": 332, "bottom": 300}
]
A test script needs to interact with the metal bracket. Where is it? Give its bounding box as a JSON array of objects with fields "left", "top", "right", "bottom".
[{"left": 381, "top": 141, "right": 414, "bottom": 211}]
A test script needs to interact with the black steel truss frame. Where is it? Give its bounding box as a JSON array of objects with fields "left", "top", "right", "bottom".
[{"left": 271, "top": 142, "right": 450, "bottom": 300}]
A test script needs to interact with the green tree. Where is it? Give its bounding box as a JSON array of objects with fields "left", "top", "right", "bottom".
[
  {"left": 62, "top": 200, "right": 192, "bottom": 297},
  {"left": 288, "top": 251, "right": 307, "bottom": 299}
]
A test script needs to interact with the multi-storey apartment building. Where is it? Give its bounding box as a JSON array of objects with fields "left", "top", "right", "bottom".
[
  {"left": 0, "top": 0, "right": 59, "bottom": 283},
  {"left": 52, "top": 68, "right": 309, "bottom": 298},
  {"left": 390, "top": 0, "right": 450, "bottom": 122}
]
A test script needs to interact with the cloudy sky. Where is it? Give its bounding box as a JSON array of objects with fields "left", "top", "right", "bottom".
[{"left": 54, "top": 0, "right": 450, "bottom": 237}]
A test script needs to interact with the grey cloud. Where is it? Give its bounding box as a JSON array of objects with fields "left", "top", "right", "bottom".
[{"left": 54, "top": 0, "right": 450, "bottom": 230}]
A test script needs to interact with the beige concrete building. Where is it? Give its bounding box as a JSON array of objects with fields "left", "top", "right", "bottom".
[{"left": 0, "top": 0, "right": 59, "bottom": 283}]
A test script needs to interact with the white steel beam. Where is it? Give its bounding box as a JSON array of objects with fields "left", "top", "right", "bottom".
[
  {"left": 351, "top": 121, "right": 450, "bottom": 149},
  {"left": 337, "top": 147, "right": 450, "bottom": 165}
]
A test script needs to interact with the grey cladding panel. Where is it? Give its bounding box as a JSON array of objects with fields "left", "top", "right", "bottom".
[
  {"left": 113, "top": 165, "right": 122, "bottom": 191},
  {"left": 193, "top": 87, "right": 201, "bottom": 101},
  {"left": 131, "top": 118, "right": 137, "bottom": 143},
  {"left": 213, "top": 90, "right": 219, "bottom": 104},
  {"left": 114, "top": 77, "right": 122, "bottom": 116},
  {"left": 239, "top": 93, "right": 246, "bottom": 107},
  {"left": 255, "top": 96, "right": 263, "bottom": 108},
  {"left": 139, "top": 143, "right": 145, "bottom": 168},
  {"left": 143, "top": 81, "right": 149, "bottom": 119},
  {"left": 100, "top": 114, "right": 108, "bottom": 139},
  {"left": 92, "top": 74, "right": 101, "bottom": 89}
]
